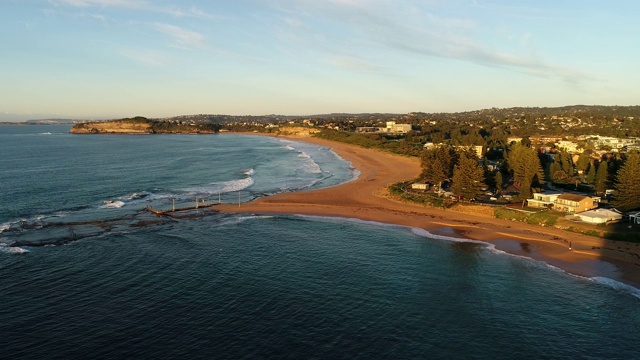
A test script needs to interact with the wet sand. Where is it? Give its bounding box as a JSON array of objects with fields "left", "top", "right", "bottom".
[{"left": 217, "top": 134, "right": 640, "bottom": 287}]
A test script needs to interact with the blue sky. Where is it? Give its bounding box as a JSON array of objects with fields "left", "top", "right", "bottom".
[{"left": 1, "top": 0, "right": 639, "bottom": 121}]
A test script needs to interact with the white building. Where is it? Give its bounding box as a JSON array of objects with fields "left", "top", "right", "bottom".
[
  {"left": 527, "top": 192, "right": 563, "bottom": 208},
  {"left": 575, "top": 209, "right": 622, "bottom": 224},
  {"left": 411, "top": 183, "right": 429, "bottom": 190},
  {"left": 555, "top": 140, "right": 580, "bottom": 153},
  {"left": 382, "top": 121, "right": 412, "bottom": 134}
]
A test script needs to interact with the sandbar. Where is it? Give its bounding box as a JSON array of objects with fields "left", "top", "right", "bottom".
[{"left": 217, "top": 134, "right": 640, "bottom": 288}]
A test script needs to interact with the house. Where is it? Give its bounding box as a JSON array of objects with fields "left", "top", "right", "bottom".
[
  {"left": 575, "top": 209, "right": 622, "bottom": 224},
  {"left": 553, "top": 193, "right": 596, "bottom": 214},
  {"left": 527, "top": 192, "right": 563, "bottom": 208}
]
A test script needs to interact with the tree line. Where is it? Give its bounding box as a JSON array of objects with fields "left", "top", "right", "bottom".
[{"left": 418, "top": 140, "right": 640, "bottom": 212}]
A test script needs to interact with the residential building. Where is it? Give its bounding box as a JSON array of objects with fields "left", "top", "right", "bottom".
[
  {"left": 527, "top": 192, "right": 563, "bottom": 208},
  {"left": 553, "top": 193, "right": 596, "bottom": 213}
]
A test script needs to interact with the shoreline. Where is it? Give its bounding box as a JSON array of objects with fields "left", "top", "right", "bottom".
[{"left": 217, "top": 133, "right": 640, "bottom": 288}]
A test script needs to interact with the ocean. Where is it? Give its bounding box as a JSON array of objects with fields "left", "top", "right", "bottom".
[{"left": 1, "top": 125, "right": 639, "bottom": 359}]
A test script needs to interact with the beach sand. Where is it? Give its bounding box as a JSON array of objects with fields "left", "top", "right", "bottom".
[{"left": 217, "top": 134, "right": 640, "bottom": 287}]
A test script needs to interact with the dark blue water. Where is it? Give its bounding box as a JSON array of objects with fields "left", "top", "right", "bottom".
[{"left": 1, "top": 125, "right": 639, "bottom": 359}]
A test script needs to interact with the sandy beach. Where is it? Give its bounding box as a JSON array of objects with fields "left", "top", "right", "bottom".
[{"left": 217, "top": 134, "right": 640, "bottom": 287}]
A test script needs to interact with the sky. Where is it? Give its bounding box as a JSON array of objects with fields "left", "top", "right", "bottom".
[{"left": 1, "top": 0, "right": 639, "bottom": 121}]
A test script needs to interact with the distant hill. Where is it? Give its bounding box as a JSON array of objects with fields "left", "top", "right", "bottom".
[
  {"left": 70, "top": 117, "right": 221, "bottom": 134},
  {"left": 69, "top": 105, "right": 640, "bottom": 137},
  {"left": 25, "top": 119, "right": 75, "bottom": 125}
]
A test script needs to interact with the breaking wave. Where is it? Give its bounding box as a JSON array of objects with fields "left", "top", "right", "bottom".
[
  {"left": 100, "top": 200, "right": 126, "bottom": 209},
  {"left": 218, "top": 177, "right": 255, "bottom": 193},
  {"left": 0, "top": 242, "right": 29, "bottom": 254},
  {"left": 591, "top": 277, "right": 640, "bottom": 300}
]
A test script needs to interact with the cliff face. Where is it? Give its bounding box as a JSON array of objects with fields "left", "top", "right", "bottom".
[
  {"left": 70, "top": 118, "right": 220, "bottom": 134},
  {"left": 274, "top": 126, "right": 320, "bottom": 137},
  {"left": 70, "top": 120, "right": 152, "bottom": 134}
]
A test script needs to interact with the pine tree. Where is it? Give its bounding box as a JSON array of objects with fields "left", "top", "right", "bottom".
[
  {"left": 612, "top": 153, "right": 640, "bottom": 212},
  {"left": 595, "top": 160, "right": 609, "bottom": 194},
  {"left": 559, "top": 151, "right": 574, "bottom": 177},
  {"left": 421, "top": 145, "right": 457, "bottom": 188},
  {"left": 585, "top": 161, "right": 596, "bottom": 184},
  {"left": 507, "top": 143, "right": 544, "bottom": 197},
  {"left": 549, "top": 157, "right": 564, "bottom": 182},
  {"left": 451, "top": 152, "right": 486, "bottom": 200},
  {"left": 576, "top": 153, "right": 590, "bottom": 173},
  {"left": 519, "top": 177, "right": 532, "bottom": 200},
  {"left": 494, "top": 171, "right": 504, "bottom": 192}
]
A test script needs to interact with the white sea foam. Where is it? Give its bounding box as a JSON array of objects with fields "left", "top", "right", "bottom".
[
  {"left": 299, "top": 157, "right": 322, "bottom": 174},
  {"left": 298, "top": 152, "right": 311, "bottom": 159},
  {"left": 284, "top": 145, "right": 295, "bottom": 151},
  {"left": 0, "top": 223, "right": 10, "bottom": 234},
  {"left": 591, "top": 277, "right": 640, "bottom": 300},
  {"left": 185, "top": 177, "right": 256, "bottom": 195},
  {"left": 244, "top": 168, "right": 255, "bottom": 176},
  {"left": 0, "top": 244, "right": 29, "bottom": 254},
  {"left": 219, "top": 177, "right": 255, "bottom": 193},
  {"left": 100, "top": 200, "right": 126, "bottom": 209},
  {"left": 122, "top": 192, "right": 150, "bottom": 201},
  {"left": 217, "top": 215, "right": 275, "bottom": 227}
]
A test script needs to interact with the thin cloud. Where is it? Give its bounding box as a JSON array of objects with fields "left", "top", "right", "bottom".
[
  {"left": 119, "top": 49, "right": 167, "bottom": 66},
  {"left": 271, "top": 0, "right": 591, "bottom": 84},
  {"left": 50, "top": 0, "right": 147, "bottom": 8},
  {"left": 49, "top": 0, "right": 218, "bottom": 19},
  {"left": 326, "top": 55, "right": 385, "bottom": 74},
  {"left": 154, "top": 23, "right": 205, "bottom": 49}
]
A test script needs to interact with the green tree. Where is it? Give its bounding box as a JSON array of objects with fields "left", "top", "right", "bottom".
[
  {"left": 421, "top": 145, "right": 457, "bottom": 188},
  {"left": 595, "top": 160, "right": 609, "bottom": 194},
  {"left": 519, "top": 177, "right": 532, "bottom": 200},
  {"left": 549, "top": 157, "right": 563, "bottom": 181},
  {"left": 585, "top": 161, "right": 596, "bottom": 184},
  {"left": 559, "top": 151, "right": 574, "bottom": 177},
  {"left": 507, "top": 143, "right": 544, "bottom": 197},
  {"left": 576, "top": 153, "right": 590, "bottom": 173},
  {"left": 451, "top": 152, "right": 486, "bottom": 200},
  {"left": 495, "top": 171, "right": 504, "bottom": 192},
  {"left": 612, "top": 153, "right": 640, "bottom": 212}
]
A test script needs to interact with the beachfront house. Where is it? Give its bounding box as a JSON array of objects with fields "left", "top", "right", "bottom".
[
  {"left": 527, "top": 191, "right": 563, "bottom": 209},
  {"left": 553, "top": 193, "right": 596, "bottom": 214},
  {"left": 574, "top": 209, "right": 622, "bottom": 224}
]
